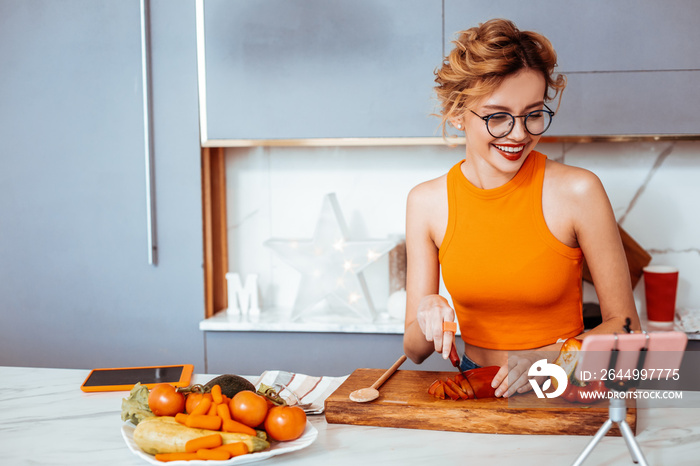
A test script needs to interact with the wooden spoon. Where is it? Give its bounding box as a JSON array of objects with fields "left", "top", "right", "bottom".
[{"left": 349, "top": 355, "right": 407, "bottom": 402}]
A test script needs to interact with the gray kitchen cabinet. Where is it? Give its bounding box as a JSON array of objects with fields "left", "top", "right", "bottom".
[
  {"left": 203, "top": 0, "right": 699, "bottom": 140},
  {"left": 444, "top": 0, "right": 700, "bottom": 135},
  {"left": 550, "top": 70, "right": 700, "bottom": 136},
  {"left": 205, "top": 331, "right": 452, "bottom": 377},
  {"left": 202, "top": 0, "right": 443, "bottom": 139},
  {"left": 0, "top": 0, "right": 205, "bottom": 370}
]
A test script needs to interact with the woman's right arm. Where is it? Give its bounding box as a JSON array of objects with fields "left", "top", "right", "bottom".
[{"left": 403, "top": 182, "right": 456, "bottom": 364}]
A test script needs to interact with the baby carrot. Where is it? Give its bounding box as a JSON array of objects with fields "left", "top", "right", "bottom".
[
  {"left": 214, "top": 442, "right": 249, "bottom": 457},
  {"left": 216, "top": 403, "right": 232, "bottom": 421},
  {"left": 207, "top": 401, "right": 219, "bottom": 416},
  {"left": 211, "top": 384, "right": 223, "bottom": 404},
  {"left": 190, "top": 396, "right": 212, "bottom": 416},
  {"left": 196, "top": 448, "right": 231, "bottom": 461},
  {"left": 154, "top": 452, "right": 198, "bottom": 462},
  {"left": 174, "top": 412, "right": 189, "bottom": 425},
  {"left": 186, "top": 414, "right": 223, "bottom": 431},
  {"left": 221, "top": 418, "right": 256, "bottom": 436},
  {"left": 185, "top": 433, "right": 223, "bottom": 453}
]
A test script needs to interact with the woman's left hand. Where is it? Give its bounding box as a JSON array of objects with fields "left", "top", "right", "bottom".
[{"left": 490, "top": 352, "right": 545, "bottom": 398}]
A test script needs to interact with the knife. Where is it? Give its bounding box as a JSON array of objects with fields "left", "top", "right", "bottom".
[
  {"left": 443, "top": 321, "right": 467, "bottom": 378},
  {"left": 449, "top": 344, "right": 467, "bottom": 379}
]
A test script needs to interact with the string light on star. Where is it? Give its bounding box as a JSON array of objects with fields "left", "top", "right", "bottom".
[{"left": 264, "top": 193, "right": 397, "bottom": 321}]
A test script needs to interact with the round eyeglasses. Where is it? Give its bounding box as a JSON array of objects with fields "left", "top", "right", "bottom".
[{"left": 469, "top": 104, "right": 554, "bottom": 138}]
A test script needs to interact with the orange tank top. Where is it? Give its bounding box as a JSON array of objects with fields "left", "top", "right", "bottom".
[{"left": 439, "top": 151, "right": 583, "bottom": 350}]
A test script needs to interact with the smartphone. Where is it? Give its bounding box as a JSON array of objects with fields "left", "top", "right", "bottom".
[
  {"left": 80, "top": 364, "right": 194, "bottom": 392},
  {"left": 576, "top": 332, "right": 687, "bottom": 382}
]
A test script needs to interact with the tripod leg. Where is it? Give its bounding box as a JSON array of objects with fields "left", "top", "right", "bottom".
[
  {"left": 572, "top": 419, "right": 614, "bottom": 466},
  {"left": 619, "top": 420, "right": 649, "bottom": 466}
]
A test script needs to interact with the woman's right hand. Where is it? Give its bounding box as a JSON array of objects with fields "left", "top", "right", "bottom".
[{"left": 415, "top": 294, "right": 456, "bottom": 360}]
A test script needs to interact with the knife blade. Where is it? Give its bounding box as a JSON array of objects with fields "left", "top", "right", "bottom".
[{"left": 449, "top": 344, "right": 467, "bottom": 379}]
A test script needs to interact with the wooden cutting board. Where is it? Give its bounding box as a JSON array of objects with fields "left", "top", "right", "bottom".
[{"left": 325, "top": 369, "right": 636, "bottom": 436}]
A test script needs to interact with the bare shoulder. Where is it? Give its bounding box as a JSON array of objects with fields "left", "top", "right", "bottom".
[
  {"left": 406, "top": 173, "right": 449, "bottom": 245},
  {"left": 407, "top": 173, "right": 448, "bottom": 210},
  {"left": 544, "top": 159, "right": 607, "bottom": 203}
]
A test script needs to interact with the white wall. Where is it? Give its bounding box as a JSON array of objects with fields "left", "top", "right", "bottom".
[{"left": 226, "top": 141, "right": 700, "bottom": 321}]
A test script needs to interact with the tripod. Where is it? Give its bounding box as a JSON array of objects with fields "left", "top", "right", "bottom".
[
  {"left": 572, "top": 395, "right": 647, "bottom": 466},
  {"left": 573, "top": 331, "right": 650, "bottom": 466}
]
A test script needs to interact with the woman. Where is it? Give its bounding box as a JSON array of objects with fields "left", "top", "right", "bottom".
[{"left": 403, "top": 19, "right": 640, "bottom": 398}]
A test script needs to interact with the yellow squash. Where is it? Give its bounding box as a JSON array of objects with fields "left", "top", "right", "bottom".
[
  {"left": 552, "top": 337, "right": 583, "bottom": 390},
  {"left": 133, "top": 416, "right": 269, "bottom": 455}
]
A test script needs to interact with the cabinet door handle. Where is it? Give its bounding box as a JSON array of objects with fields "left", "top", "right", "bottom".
[{"left": 140, "top": 0, "right": 157, "bottom": 265}]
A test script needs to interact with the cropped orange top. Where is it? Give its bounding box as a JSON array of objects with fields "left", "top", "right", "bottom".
[{"left": 439, "top": 151, "right": 584, "bottom": 350}]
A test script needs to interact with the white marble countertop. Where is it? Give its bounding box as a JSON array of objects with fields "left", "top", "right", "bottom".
[
  {"left": 199, "top": 308, "right": 410, "bottom": 334},
  {"left": 2, "top": 366, "right": 699, "bottom": 465},
  {"left": 200, "top": 309, "right": 698, "bottom": 341}
]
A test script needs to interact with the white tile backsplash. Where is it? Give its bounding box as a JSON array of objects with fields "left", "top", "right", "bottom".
[
  {"left": 560, "top": 141, "right": 669, "bottom": 221},
  {"left": 226, "top": 141, "right": 700, "bottom": 315}
]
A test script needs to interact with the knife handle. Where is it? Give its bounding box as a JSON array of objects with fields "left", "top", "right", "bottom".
[{"left": 448, "top": 344, "right": 460, "bottom": 368}]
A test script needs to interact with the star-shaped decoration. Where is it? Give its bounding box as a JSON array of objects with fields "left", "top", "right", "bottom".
[{"left": 264, "top": 193, "right": 397, "bottom": 321}]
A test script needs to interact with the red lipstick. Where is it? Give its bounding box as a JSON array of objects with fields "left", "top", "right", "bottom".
[{"left": 492, "top": 143, "right": 525, "bottom": 161}]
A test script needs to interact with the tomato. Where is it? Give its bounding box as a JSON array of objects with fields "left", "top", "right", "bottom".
[
  {"left": 575, "top": 384, "right": 591, "bottom": 403},
  {"left": 561, "top": 383, "right": 579, "bottom": 403},
  {"left": 185, "top": 392, "right": 213, "bottom": 414},
  {"left": 148, "top": 383, "right": 185, "bottom": 416},
  {"left": 264, "top": 405, "right": 307, "bottom": 441},
  {"left": 559, "top": 380, "right": 608, "bottom": 404},
  {"left": 586, "top": 380, "right": 608, "bottom": 400},
  {"left": 230, "top": 391, "right": 268, "bottom": 428}
]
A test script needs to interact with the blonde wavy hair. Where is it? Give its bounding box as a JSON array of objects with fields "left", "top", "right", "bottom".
[{"left": 435, "top": 18, "right": 566, "bottom": 138}]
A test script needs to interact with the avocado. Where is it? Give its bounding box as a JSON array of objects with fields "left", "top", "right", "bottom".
[{"left": 204, "top": 374, "right": 256, "bottom": 398}]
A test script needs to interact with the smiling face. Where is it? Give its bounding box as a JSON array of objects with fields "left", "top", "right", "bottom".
[{"left": 453, "top": 69, "right": 547, "bottom": 188}]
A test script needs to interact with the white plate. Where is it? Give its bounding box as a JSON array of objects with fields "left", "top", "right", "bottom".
[{"left": 122, "top": 421, "right": 318, "bottom": 465}]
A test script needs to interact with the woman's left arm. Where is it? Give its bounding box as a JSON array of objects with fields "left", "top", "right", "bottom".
[{"left": 568, "top": 168, "right": 640, "bottom": 334}]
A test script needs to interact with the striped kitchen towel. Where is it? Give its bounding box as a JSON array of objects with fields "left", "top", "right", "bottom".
[{"left": 254, "top": 370, "right": 349, "bottom": 414}]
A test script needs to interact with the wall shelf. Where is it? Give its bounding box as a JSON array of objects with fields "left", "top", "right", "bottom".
[
  {"left": 200, "top": 309, "right": 407, "bottom": 335},
  {"left": 203, "top": 134, "right": 700, "bottom": 148}
]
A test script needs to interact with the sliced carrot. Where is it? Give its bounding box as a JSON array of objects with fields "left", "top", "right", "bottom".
[
  {"left": 154, "top": 452, "right": 198, "bottom": 462},
  {"left": 196, "top": 448, "right": 231, "bottom": 461},
  {"left": 445, "top": 378, "right": 469, "bottom": 400},
  {"left": 434, "top": 381, "right": 446, "bottom": 399},
  {"left": 457, "top": 376, "right": 475, "bottom": 399},
  {"left": 190, "top": 396, "right": 212, "bottom": 416},
  {"left": 428, "top": 379, "right": 441, "bottom": 396},
  {"left": 185, "top": 433, "right": 223, "bottom": 453},
  {"left": 211, "top": 384, "right": 223, "bottom": 404},
  {"left": 174, "top": 412, "right": 189, "bottom": 425},
  {"left": 214, "top": 442, "right": 249, "bottom": 457},
  {"left": 221, "top": 418, "right": 256, "bottom": 435},
  {"left": 442, "top": 379, "right": 461, "bottom": 400},
  {"left": 186, "top": 414, "right": 222, "bottom": 431},
  {"left": 216, "top": 403, "right": 232, "bottom": 421}
]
